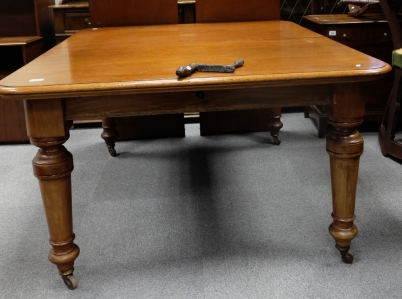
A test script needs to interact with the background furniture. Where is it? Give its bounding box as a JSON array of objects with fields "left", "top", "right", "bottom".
[
  {"left": 0, "top": 0, "right": 55, "bottom": 143},
  {"left": 50, "top": 0, "right": 195, "bottom": 44},
  {"left": 302, "top": 13, "right": 397, "bottom": 137},
  {"left": 281, "top": 0, "right": 348, "bottom": 23},
  {"left": 378, "top": 0, "right": 402, "bottom": 159},
  {"left": 195, "top": 0, "right": 283, "bottom": 142},
  {"left": 51, "top": 1, "right": 91, "bottom": 44},
  {"left": 0, "top": 0, "right": 55, "bottom": 50},
  {"left": 0, "top": 37, "right": 44, "bottom": 143},
  {"left": 89, "top": 0, "right": 178, "bottom": 26}
]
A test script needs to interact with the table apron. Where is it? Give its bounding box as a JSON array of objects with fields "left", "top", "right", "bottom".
[{"left": 65, "top": 84, "right": 332, "bottom": 120}]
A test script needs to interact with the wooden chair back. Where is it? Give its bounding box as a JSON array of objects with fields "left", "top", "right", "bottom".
[
  {"left": 195, "top": 0, "right": 280, "bottom": 22},
  {"left": 88, "top": 0, "right": 179, "bottom": 27},
  {"left": 379, "top": 0, "right": 402, "bottom": 49},
  {"left": 377, "top": 0, "right": 402, "bottom": 159}
]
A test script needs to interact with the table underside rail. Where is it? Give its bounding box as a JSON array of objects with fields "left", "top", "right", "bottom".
[{"left": 64, "top": 85, "right": 332, "bottom": 120}]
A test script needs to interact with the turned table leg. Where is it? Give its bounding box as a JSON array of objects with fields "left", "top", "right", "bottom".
[
  {"left": 25, "top": 99, "right": 80, "bottom": 289},
  {"left": 326, "top": 127, "right": 362, "bottom": 263},
  {"left": 326, "top": 83, "right": 365, "bottom": 263},
  {"left": 267, "top": 107, "right": 283, "bottom": 145},
  {"left": 31, "top": 136, "right": 80, "bottom": 288},
  {"left": 101, "top": 117, "right": 119, "bottom": 157}
]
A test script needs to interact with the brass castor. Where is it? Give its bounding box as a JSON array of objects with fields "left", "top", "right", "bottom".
[
  {"left": 272, "top": 135, "right": 281, "bottom": 145},
  {"left": 107, "top": 146, "right": 117, "bottom": 157},
  {"left": 61, "top": 271, "right": 78, "bottom": 290},
  {"left": 336, "top": 245, "right": 354, "bottom": 264}
]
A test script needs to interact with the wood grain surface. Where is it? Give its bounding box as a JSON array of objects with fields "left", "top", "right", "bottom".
[{"left": 0, "top": 21, "right": 391, "bottom": 100}]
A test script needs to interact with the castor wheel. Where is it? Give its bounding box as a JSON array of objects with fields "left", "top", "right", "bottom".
[
  {"left": 107, "top": 146, "right": 117, "bottom": 157},
  {"left": 341, "top": 250, "right": 354, "bottom": 264},
  {"left": 336, "top": 245, "right": 354, "bottom": 264},
  {"left": 61, "top": 273, "right": 78, "bottom": 290},
  {"left": 272, "top": 135, "right": 281, "bottom": 145}
]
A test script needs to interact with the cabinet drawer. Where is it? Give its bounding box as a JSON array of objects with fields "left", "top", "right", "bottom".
[
  {"left": 365, "top": 25, "right": 393, "bottom": 45},
  {"left": 65, "top": 12, "right": 91, "bottom": 30},
  {"left": 324, "top": 26, "right": 364, "bottom": 47}
]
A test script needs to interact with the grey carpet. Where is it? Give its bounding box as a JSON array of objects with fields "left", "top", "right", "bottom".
[{"left": 1, "top": 112, "right": 401, "bottom": 298}]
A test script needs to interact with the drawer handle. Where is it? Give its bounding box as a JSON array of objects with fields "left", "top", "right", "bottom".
[
  {"left": 84, "top": 18, "right": 91, "bottom": 26},
  {"left": 343, "top": 34, "right": 347, "bottom": 38},
  {"left": 384, "top": 32, "right": 388, "bottom": 37}
]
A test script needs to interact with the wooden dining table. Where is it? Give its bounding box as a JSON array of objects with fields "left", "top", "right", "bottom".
[{"left": 0, "top": 20, "right": 391, "bottom": 289}]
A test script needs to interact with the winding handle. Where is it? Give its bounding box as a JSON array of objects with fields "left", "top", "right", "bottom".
[
  {"left": 176, "top": 59, "right": 245, "bottom": 78},
  {"left": 176, "top": 63, "right": 197, "bottom": 78},
  {"left": 233, "top": 59, "right": 244, "bottom": 69}
]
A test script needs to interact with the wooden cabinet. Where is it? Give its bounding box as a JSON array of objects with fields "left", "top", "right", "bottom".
[
  {"left": 0, "top": 0, "right": 55, "bottom": 50},
  {"left": 301, "top": 14, "right": 396, "bottom": 137},
  {"left": 0, "top": 0, "right": 55, "bottom": 143},
  {"left": 0, "top": 37, "right": 45, "bottom": 143},
  {"left": 50, "top": 2, "right": 91, "bottom": 44},
  {"left": 50, "top": 1, "right": 195, "bottom": 44}
]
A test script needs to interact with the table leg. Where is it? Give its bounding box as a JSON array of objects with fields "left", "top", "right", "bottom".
[
  {"left": 267, "top": 107, "right": 283, "bottom": 145},
  {"left": 24, "top": 100, "right": 80, "bottom": 289},
  {"left": 326, "top": 83, "right": 365, "bottom": 263},
  {"left": 101, "top": 117, "right": 118, "bottom": 157}
]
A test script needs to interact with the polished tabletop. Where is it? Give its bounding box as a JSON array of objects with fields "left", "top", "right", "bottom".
[{"left": 0, "top": 21, "right": 390, "bottom": 99}]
